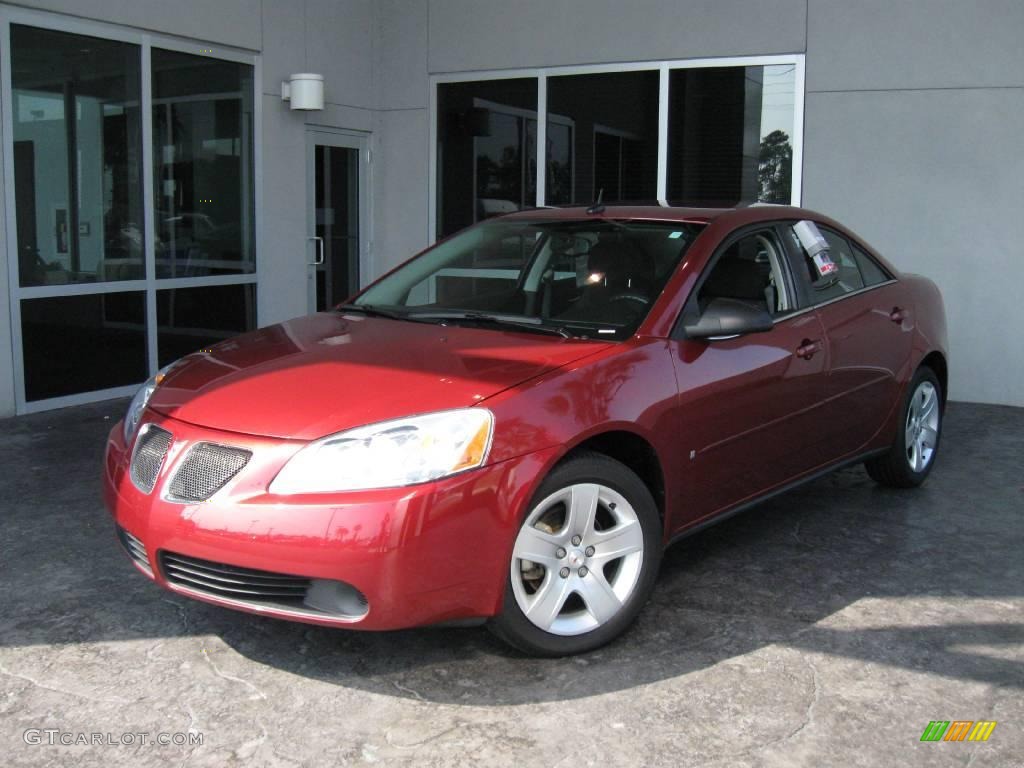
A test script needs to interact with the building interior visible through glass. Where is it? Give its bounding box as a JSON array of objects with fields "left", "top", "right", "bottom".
[
  {"left": 12, "top": 28, "right": 254, "bottom": 287},
  {"left": 11, "top": 24, "right": 256, "bottom": 402},
  {"left": 152, "top": 48, "right": 255, "bottom": 279},
  {"left": 12, "top": 25, "right": 143, "bottom": 287},
  {"left": 436, "top": 65, "right": 795, "bottom": 237}
]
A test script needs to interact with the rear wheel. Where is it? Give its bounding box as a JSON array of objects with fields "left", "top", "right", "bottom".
[
  {"left": 865, "top": 367, "right": 943, "bottom": 488},
  {"left": 489, "top": 452, "right": 662, "bottom": 656}
]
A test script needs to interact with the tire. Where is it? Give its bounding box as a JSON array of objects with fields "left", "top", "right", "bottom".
[
  {"left": 488, "top": 451, "right": 662, "bottom": 657},
  {"left": 865, "top": 366, "right": 943, "bottom": 488}
]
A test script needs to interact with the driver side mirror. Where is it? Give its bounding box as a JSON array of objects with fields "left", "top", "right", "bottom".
[{"left": 684, "top": 298, "right": 774, "bottom": 339}]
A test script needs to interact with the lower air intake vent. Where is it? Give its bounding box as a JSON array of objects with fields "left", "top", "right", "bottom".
[
  {"left": 116, "top": 525, "right": 152, "bottom": 576},
  {"left": 159, "top": 552, "right": 369, "bottom": 619},
  {"left": 161, "top": 552, "right": 310, "bottom": 608},
  {"left": 167, "top": 443, "right": 251, "bottom": 502},
  {"left": 130, "top": 425, "right": 172, "bottom": 493}
]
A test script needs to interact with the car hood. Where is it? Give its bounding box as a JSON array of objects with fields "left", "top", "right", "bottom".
[{"left": 148, "top": 311, "right": 608, "bottom": 440}]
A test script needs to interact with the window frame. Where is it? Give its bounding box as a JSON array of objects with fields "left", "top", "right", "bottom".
[{"left": 429, "top": 55, "right": 806, "bottom": 243}]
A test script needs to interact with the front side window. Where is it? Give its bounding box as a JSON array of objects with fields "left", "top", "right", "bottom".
[
  {"left": 696, "top": 230, "right": 793, "bottom": 317},
  {"left": 355, "top": 219, "right": 705, "bottom": 340}
]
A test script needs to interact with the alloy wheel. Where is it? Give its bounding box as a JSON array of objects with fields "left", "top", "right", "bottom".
[
  {"left": 510, "top": 482, "right": 644, "bottom": 636},
  {"left": 905, "top": 380, "right": 940, "bottom": 472}
]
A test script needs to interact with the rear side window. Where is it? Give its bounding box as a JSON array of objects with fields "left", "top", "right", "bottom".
[
  {"left": 787, "top": 224, "right": 864, "bottom": 302},
  {"left": 786, "top": 222, "right": 892, "bottom": 304}
]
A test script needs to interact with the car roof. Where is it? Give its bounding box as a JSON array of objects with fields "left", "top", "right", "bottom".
[{"left": 499, "top": 202, "right": 823, "bottom": 227}]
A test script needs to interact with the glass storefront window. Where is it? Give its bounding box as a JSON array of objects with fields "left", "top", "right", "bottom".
[
  {"left": 434, "top": 60, "right": 800, "bottom": 230},
  {"left": 667, "top": 64, "right": 796, "bottom": 205},
  {"left": 436, "top": 78, "right": 538, "bottom": 238},
  {"left": 546, "top": 71, "right": 659, "bottom": 205},
  {"left": 21, "top": 292, "right": 147, "bottom": 401},
  {"left": 152, "top": 49, "right": 255, "bottom": 278},
  {"left": 157, "top": 284, "right": 255, "bottom": 367},
  {"left": 11, "top": 25, "right": 144, "bottom": 287},
  {"left": 6, "top": 23, "right": 259, "bottom": 409}
]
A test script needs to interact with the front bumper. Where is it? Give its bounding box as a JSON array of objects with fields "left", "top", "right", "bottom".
[{"left": 103, "top": 410, "right": 557, "bottom": 630}]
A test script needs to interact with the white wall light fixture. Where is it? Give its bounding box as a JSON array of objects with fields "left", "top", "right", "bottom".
[{"left": 281, "top": 73, "right": 325, "bottom": 110}]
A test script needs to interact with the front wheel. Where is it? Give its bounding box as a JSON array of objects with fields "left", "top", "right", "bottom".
[
  {"left": 865, "top": 367, "right": 943, "bottom": 488},
  {"left": 488, "top": 452, "right": 662, "bottom": 656}
]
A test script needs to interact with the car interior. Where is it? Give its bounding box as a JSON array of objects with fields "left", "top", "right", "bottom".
[
  {"left": 696, "top": 232, "right": 792, "bottom": 317},
  {"left": 399, "top": 224, "right": 703, "bottom": 337}
]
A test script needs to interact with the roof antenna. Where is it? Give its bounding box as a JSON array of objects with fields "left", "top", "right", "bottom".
[{"left": 586, "top": 188, "right": 605, "bottom": 215}]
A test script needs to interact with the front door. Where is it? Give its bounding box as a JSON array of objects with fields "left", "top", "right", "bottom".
[
  {"left": 668, "top": 226, "right": 832, "bottom": 524},
  {"left": 307, "top": 130, "right": 369, "bottom": 312}
]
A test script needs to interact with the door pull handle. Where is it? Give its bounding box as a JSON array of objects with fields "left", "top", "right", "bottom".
[
  {"left": 889, "top": 306, "right": 907, "bottom": 323},
  {"left": 308, "top": 236, "right": 324, "bottom": 266},
  {"left": 796, "top": 339, "right": 822, "bottom": 360}
]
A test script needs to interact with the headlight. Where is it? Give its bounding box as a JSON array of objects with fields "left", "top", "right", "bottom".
[
  {"left": 123, "top": 362, "right": 178, "bottom": 443},
  {"left": 269, "top": 408, "right": 494, "bottom": 494}
]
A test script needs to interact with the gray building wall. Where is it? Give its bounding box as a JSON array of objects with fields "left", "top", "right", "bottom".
[
  {"left": 0, "top": 0, "right": 1021, "bottom": 414},
  {"left": 802, "top": 0, "right": 1024, "bottom": 407}
]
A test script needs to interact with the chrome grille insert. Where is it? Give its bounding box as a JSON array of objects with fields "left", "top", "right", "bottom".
[
  {"left": 167, "top": 443, "right": 251, "bottom": 502},
  {"left": 129, "top": 425, "right": 172, "bottom": 494},
  {"left": 116, "top": 526, "right": 153, "bottom": 576}
]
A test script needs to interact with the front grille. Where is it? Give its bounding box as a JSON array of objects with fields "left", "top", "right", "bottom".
[
  {"left": 116, "top": 525, "right": 153, "bottom": 576},
  {"left": 160, "top": 552, "right": 311, "bottom": 609},
  {"left": 167, "top": 443, "right": 251, "bottom": 502},
  {"left": 130, "top": 425, "right": 172, "bottom": 493}
]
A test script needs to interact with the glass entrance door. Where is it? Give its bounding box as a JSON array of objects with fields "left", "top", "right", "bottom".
[{"left": 307, "top": 130, "right": 368, "bottom": 312}]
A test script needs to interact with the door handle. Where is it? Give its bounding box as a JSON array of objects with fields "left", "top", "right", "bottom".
[
  {"left": 889, "top": 306, "right": 908, "bottom": 323},
  {"left": 308, "top": 236, "right": 324, "bottom": 266},
  {"left": 795, "top": 339, "right": 822, "bottom": 360}
]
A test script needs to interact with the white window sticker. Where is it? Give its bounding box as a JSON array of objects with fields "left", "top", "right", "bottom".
[
  {"left": 812, "top": 251, "right": 838, "bottom": 277},
  {"left": 793, "top": 220, "right": 837, "bottom": 278}
]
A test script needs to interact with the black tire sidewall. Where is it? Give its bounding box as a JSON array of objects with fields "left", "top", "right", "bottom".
[{"left": 490, "top": 452, "right": 662, "bottom": 657}]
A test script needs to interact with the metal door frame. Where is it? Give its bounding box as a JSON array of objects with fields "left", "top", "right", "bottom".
[{"left": 306, "top": 127, "right": 371, "bottom": 312}]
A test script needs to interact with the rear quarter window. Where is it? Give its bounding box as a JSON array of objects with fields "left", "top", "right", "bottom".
[{"left": 852, "top": 244, "right": 891, "bottom": 286}]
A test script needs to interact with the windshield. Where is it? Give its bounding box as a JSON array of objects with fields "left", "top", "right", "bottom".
[{"left": 353, "top": 218, "right": 705, "bottom": 340}]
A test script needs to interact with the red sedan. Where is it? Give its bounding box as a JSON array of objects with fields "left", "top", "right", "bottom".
[{"left": 104, "top": 204, "right": 948, "bottom": 656}]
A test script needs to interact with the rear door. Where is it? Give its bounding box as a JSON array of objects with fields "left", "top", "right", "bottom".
[
  {"left": 668, "top": 225, "right": 833, "bottom": 522},
  {"left": 781, "top": 221, "right": 914, "bottom": 458}
]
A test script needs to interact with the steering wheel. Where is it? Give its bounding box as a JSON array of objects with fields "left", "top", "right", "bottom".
[{"left": 608, "top": 292, "right": 650, "bottom": 307}]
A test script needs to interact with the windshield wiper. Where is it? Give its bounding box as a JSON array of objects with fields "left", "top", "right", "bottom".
[
  {"left": 335, "top": 303, "right": 418, "bottom": 322},
  {"left": 406, "top": 311, "right": 572, "bottom": 338}
]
